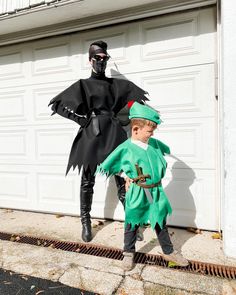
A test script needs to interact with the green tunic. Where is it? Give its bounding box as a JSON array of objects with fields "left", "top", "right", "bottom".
[{"left": 96, "top": 137, "right": 172, "bottom": 229}]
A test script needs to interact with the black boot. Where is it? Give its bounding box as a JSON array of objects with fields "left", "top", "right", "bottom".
[
  {"left": 80, "top": 170, "right": 95, "bottom": 242},
  {"left": 114, "top": 175, "right": 126, "bottom": 207}
]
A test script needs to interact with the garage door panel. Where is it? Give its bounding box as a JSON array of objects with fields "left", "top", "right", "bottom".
[
  {"left": 0, "top": 129, "right": 28, "bottom": 158},
  {"left": 28, "top": 36, "right": 80, "bottom": 84},
  {"left": 0, "top": 166, "right": 36, "bottom": 210},
  {"left": 35, "top": 166, "right": 80, "bottom": 214},
  {"left": 32, "top": 43, "right": 73, "bottom": 76},
  {"left": 0, "top": 89, "right": 27, "bottom": 122},
  {"left": 37, "top": 173, "right": 76, "bottom": 203},
  {"left": 140, "top": 64, "right": 216, "bottom": 118},
  {"left": 35, "top": 128, "right": 75, "bottom": 163},
  {"left": 0, "top": 165, "right": 80, "bottom": 214},
  {"left": 165, "top": 169, "right": 218, "bottom": 230},
  {"left": 0, "top": 51, "right": 25, "bottom": 81},
  {"left": 141, "top": 13, "right": 199, "bottom": 61},
  {"left": 0, "top": 126, "right": 75, "bottom": 165},
  {"left": 155, "top": 117, "right": 216, "bottom": 169},
  {"left": 137, "top": 7, "right": 216, "bottom": 71},
  {"left": 0, "top": 171, "right": 29, "bottom": 201},
  {"left": 92, "top": 175, "right": 125, "bottom": 221},
  {"left": 32, "top": 85, "right": 70, "bottom": 122}
]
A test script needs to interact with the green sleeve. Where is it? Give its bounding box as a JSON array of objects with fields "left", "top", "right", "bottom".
[
  {"left": 157, "top": 139, "right": 171, "bottom": 155},
  {"left": 96, "top": 144, "right": 127, "bottom": 177},
  {"left": 149, "top": 137, "right": 170, "bottom": 155}
]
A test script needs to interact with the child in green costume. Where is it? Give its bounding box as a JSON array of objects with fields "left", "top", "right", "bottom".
[{"left": 96, "top": 101, "right": 188, "bottom": 270}]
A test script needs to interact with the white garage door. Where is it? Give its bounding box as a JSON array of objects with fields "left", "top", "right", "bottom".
[{"left": 0, "top": 6, "right": 218, "bottom": 230}]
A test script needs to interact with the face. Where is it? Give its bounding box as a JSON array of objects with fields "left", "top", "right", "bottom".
[
  {"left": 132, "top": 125, "right": 156, "bottom": 143},
  {"left": 90, "top": 53, "right": 109, "bottom": 74}
]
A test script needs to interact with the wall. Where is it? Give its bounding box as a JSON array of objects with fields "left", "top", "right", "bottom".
[{"left": 221, "top": 0, "right": 236, "bottom": 258}]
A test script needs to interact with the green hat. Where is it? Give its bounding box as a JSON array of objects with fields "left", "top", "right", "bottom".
[{"left": 128, "top": 102, "right": 162, "bottom": 125}]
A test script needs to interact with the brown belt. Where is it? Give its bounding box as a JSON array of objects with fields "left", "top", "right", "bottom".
[{"left": 135, "top": 180, "right": 162, "bottom": 189}]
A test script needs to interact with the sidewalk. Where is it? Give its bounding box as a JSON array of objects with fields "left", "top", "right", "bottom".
[{"left": 0, "top": 208, "right": 236, "bottom": 295}]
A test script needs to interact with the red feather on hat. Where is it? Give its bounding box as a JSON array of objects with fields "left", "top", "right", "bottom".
[{"left": 127, "top": 100, "right": 135, "bottom": 109}]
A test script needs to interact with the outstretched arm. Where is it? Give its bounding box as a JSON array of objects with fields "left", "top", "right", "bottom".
[{"left": 96, "top": 145, "right": 127, "bottom": 177}]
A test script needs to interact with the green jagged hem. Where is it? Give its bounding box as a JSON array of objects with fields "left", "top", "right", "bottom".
[
  {"left": 124, "top": 210, "right": 172, "bottom": 231},
  {"left": 95, "top": 165, "right": 114, "bottom": 178}
]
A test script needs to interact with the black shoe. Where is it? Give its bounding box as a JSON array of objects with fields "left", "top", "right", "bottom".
[{"left": 82, "top": 223, "right": 92, "bottom": 242}]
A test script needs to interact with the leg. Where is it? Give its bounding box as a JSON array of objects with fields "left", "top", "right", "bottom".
[
  {"left": 124, "top": 223, "right": 139, "bottom": 253},
  {"left": 155, "top": 220, "right": 174, "bottom": 255},
  {"left": 80, "top": 169, "right": 95, "bottom": 242},
  {"left": 114, "top": 175, "right": 143, "bottom": 241},
  {"left": 123, "top": 223, "right": 138, "bottom": 271},
  {"left": 114, "top": 175, "right": 126, "bottom": 207},
  {"left": 155, "top": 221, "right": 188, "bottom": 266}
]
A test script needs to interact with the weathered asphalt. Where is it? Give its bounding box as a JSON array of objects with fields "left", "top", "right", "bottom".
[{"left": 0, "top": 267, "right": 95, "bottom": 295}]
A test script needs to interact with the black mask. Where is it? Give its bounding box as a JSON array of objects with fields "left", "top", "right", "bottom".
[{"left": 92, "top": 59, "right": 107, "bottom": 74}]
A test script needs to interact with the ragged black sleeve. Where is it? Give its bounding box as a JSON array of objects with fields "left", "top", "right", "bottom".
[{"left": 48, "top": 80, "right": 88, "bottom": 126}]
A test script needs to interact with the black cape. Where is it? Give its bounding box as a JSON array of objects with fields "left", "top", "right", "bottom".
[{"left": 49, "top": 72, "right": 148, "bottom": 175}]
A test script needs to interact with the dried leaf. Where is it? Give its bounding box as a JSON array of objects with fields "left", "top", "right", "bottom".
[
  {"left": 30, "top": 285, "right": 35, "bottom": 290},
  {"left": 187, "top": 227, "right": 202, "bottom": 234},
  {"left": 21, "top": 276, "right": 29, "bottom": 281},
  {"left": 119, "top": 289, "right": 128, "bottom": 295},
  {"left": 35, "top": 291, "right": 45, "bottom": 295},
  {"left": 49, "top": 243, "right": 55, "bottom": 249},
  {"left": 75, "top": 248, "right": 81, "bottom": 252},
  {"left": 55, "top": 214, "right": 64, "bottom": 218},
  {"left": 92, "top": 220, "right": 104, "bottom": 228},
  {"left": 212, "top": 232, "right": 222, "bottom": 239},
  {"left": 37, "top": 240, "right": 42, "bottom": 246},
  {"left": 15, "top": 236, "right": 21, "bottom": 241}
]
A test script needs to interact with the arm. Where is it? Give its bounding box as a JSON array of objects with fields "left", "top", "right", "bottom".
[
  {"left": 156, "top": 139, "right": 171, "bottom": 155},
  {"left": 96, "top": 145, "right": 127, "bottom": 177},
  {"left": 48, "top": 80, "right": 88, "bottom": 126}
]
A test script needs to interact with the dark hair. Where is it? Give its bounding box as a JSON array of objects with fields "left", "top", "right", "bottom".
[{"left": 89, "top": 41, "right": 108, "bottom": 60}]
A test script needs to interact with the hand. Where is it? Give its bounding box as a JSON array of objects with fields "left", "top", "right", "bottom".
[
  {"left": 125, "top": 177, "right": 133, "bottom": 192},
  {"left": 78, "top": 117, "right": 88, "bottom": 127}
]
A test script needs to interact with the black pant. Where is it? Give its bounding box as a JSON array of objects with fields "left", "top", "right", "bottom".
[{"left": 124, "top": 221, "right": 174, "bottom": 255}]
